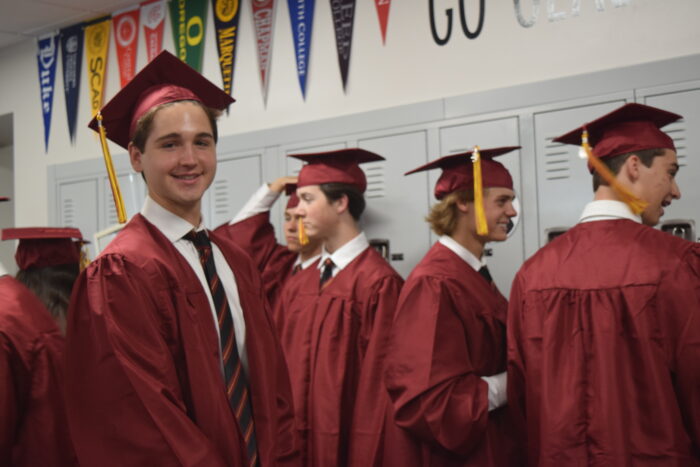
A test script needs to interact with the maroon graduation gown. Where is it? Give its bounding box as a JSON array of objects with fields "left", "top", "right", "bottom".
[
  {"left": 0, "top": 276, "right": 76, "bottom": 466},
  {"left": 508, "top": 219, "right": 700, "bottom": 466},
  {"left": 384, "top": 242, "right": 518, "bottom": 466},
  {"left": 217, "top": 212, "right": 297, "bottom": 309},
  {"left": 65, "top": 214, "right": 298, "bottom": 467},
  {"left": 275, "top": 247, "right": 403, "bottom": 466}
]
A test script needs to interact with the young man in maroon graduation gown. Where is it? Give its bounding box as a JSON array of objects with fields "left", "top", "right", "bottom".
[
  {"left": 384, "top": 148, "right": 520, "bottom": 466},
  {"left": 65, "top": 52, "right": 297, "bottom": 467},
  {"left": 507, "top": 103, "right": 700, "bottom": 466},
  {"left": 1, "top": 225, "right": 81, "bottom": 466},
  {"left": 216, "top": 176, "right": 322, "bottom": 308},
  {"left": 274, "top": 149, "right": 404, "bottom": 466}
]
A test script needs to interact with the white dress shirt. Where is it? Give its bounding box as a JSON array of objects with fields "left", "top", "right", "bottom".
[
  {"left": 141, "top": 196, "right": 249, "bottom": 372},
  {"left": 439, "top": 235, "right": 507, "bottom": 411},
  {"left": 579, "top": 200, "right": 641, "bottom": 224},
  {"left": 318, "top": 232, "right": 370, "bottom": 278}
]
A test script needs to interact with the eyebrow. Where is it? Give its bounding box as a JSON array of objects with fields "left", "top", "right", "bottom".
[{"left": 153, "top": 132, "right": 214, "bottom": 143}]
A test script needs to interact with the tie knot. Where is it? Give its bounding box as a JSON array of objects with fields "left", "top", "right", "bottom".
[
  {"left": 183, "top": 230, "right": 211, "bottom": 249},
  {"left": 323, "top": 258, "right": 334, "bottom": 268}
]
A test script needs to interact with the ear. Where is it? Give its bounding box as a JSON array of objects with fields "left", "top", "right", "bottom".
[
  {"left": 128, "top": 142, "right": 144, "bottom": 173},
  {"left": 622, "top": 154, "right": 642, "bottom": 182},
  {"left": 455, "top": 198, "right": 471, "bottom": 214},
  {"left": 333, "top": 193, "right": 350, "bottom": 215}
]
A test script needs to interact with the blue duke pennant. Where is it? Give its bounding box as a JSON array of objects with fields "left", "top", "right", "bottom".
[
  {"left": 287, "top": 0, "right": 315, "bottom": 99},
  {"left": 37, "top": 34, "right": 59, "bottom": 153}
]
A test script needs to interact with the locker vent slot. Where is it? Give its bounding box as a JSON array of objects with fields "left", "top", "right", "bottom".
[
  {"left": 63, "top": 198, "right": 76, "bottom": 227},
  {"left": 664, "top": 120, "right": 687, "bottom": 167},
  {"left": 544, "top": 137, "right": 571, "bottom": 181},
  {"left": 364, "top": 161, "right": 386, "bottom": 199},
  {"left": 213, "top": 179, "right": 230, "bottom": 217}
]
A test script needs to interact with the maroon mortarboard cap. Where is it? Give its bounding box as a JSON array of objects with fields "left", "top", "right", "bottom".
[
  {"left": 284, "top": 183, "right": 299, "bottom": 209},
  {"left": 405, "top": 146, "right": 518, "bottom": 200},
  {"left": 553, "top": 103, "right": 681, "bottom": 167},
  {"left": 88, "top": 50, "right": 235, "bottom": 149},
  {"left": 0, "top": 197, "right": 9, "bottom": 202},
  {"left": 1, "top": 227, "right": 85, "bottom": 270},
  {"left": 290, "top": 148, "right": 385, "bottom": 193}
]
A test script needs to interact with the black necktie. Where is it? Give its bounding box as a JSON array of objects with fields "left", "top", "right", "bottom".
[
  {"left": 183, "top": 230, "right": 258, "bottom": 467},
  {"left": 292, "top": 263, "right": 302, "bottom": 275},
  {"left": 478, "top": 265, "right": 494, "bottom": 286},
  {"left": 320, "top": 258, "right": 334, "bottom": 288}
]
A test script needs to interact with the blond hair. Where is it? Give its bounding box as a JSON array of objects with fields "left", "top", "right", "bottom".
[{"left": 426, "top": 189, "right": 474, "bottom": 236}]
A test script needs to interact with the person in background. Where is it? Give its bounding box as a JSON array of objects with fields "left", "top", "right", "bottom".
[
  {"left": 1, "top": 224, "right": 80, "bottom": 466},
  {"left": 217, "top": 176, "right": 322, "bottom": 308},
  {"left": 65, "top": 51, "right": 298, "bottom": 467},
  {"left": 508, "top": 103, "right": 700, "bottom": 466},
  {"left": 384, "top": 147, "right": 520, "bottom": 466},
  {"left": 275, "top": 148, "right": 404, "bottom": 466}
]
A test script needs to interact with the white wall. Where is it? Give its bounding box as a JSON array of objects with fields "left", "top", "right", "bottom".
[
  {"left": 1, "top": 0, "right": 699, "bottom": 226},
  {"left": 0, "top": 145, "right": 16, "bottom": 274}
]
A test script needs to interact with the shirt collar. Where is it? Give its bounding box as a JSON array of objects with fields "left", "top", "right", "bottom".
[
  {"left": 295, "top": 253, "right": 322, "bottom": 270},
  {"left": 318, "top": 232, "right": 369, "bottom": 272},
  {"left": 0, "top": 261, "right": 8, "bottom": 277},
  {"left": 579, "top": 200, "right": 642, "bottom": 224},
  {"left": 438, "top": 235, "right": 485, "bottom": 272},
  {"left": 140, "top": 195, "right": 205, "bottom": 243}
]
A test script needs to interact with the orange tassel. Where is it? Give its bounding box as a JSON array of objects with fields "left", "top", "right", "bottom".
[
  {"left": 298, "top": 217, "right": 309, "bottom": 246},
  {"left": 581, "top": 129, "right": 647, "bottom": 215}
]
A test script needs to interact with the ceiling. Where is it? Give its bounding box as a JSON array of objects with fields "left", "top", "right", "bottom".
[{"left": 0, "top": 0, "right": 142, "bottom": 51}]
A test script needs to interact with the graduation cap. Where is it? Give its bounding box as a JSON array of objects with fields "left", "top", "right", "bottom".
[
  {"left": 553, "top": 103, "right": 682, "bottom": 214},
  {"left": 1, "top": 227, "right": 85, "bottom": 270},
  {"left": 289, "top": 148, "right": 385, "bottom": 193},
  {"left": 406, "top": 146, "right": 519, "bottom": 236},
  {"left": 88, "top": 50, "right": 235, "bottom": 150},
  {"left": 0, "top": 197, "right": 9, "bottom": 202},
  {"left": 284, "top": 183, "right": 299, "bottom": 210}
]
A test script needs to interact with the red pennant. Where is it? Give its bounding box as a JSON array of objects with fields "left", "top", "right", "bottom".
[
  {"left": 374, "top": 0, "right": 390, "bottom": 44},
  {"left": 141, "top": 0, "right": 166, "bottom": 62},
  {"left": 113, "top": 7, "right": 140, "bottom": 87},
  {"left": 252, "top": 0, "right": 276, "bottom": 105}
]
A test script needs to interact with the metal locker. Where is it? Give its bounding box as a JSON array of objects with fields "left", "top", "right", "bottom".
[{"left": 58, "top": 178, "right": 99, "bottom": 257}]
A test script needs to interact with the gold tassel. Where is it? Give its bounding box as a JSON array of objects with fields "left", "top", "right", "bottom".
[
  {"left": 580, "top": 129, "right": 647, "bottom": 215},
  {"left": 298, "top": 217, "right": 309, "bottom": 246},
  {"left": 471, "top": 146, "right": 488, "bottom": 236},
  {"left": 96, "top": 112, "right": 127, "bottom": 224},
  {"left": 79, "top": 243, "right": 91, "bottom": 272}
]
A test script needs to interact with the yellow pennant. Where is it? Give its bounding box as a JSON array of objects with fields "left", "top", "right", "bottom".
[
  {"left": 85, "top": 18, "right": 111, "bottom": 118},
  {"left": 471, "top": 146, "right": 488, "bottom": 236}
]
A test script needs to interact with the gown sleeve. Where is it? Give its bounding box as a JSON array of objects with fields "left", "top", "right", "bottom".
[
  {"left": 65, "top": 254, "right": 227, "bottom": 467},
  {"left": 0, "top": 334, "right": 20, "bottom": 465},
  {"left": 386, "top": 275, "right": 490, "bottom": 456}
]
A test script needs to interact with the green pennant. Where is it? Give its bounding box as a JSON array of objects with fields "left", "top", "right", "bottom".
[{"left": 170, "top": 0, "right": 208, "bottom": 72}]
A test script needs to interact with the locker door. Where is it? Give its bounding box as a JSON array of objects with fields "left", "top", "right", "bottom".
[
  {"left": 533, "top": 99, "right": 629, "bottom": 244},
  {"left": 640, "top": 86, "right": 700, "bottom": 239},
  {"left": 358, "top": 130, "right": 431, "bottom": 278},
  {"left": 58, "top": 178, "right": 99, "bottom": 256},
  {"left": 438, "top": 116, "right": 522, "bottom": 297},
  {"left": 205, "top": 151, "right": 265, "bottom": 228},
  {"left": 102, "top": 173, "right": 146, "bottom": 227}
]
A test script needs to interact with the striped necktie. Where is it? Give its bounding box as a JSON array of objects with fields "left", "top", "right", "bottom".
[
  {"left": 319, "top": 257, "right": 334, "bottom": 288},
  {"left": 184, "top": 230, "right": 258, "bottom": 467},
  {"left": 478, "top": 265, "right": 496, "bottom": 289}
]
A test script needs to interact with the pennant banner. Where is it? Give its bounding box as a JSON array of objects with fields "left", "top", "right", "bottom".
[
  {"left": 85, "top": 17, "right": 111, "bottom": 119},
  {"left": 60, "top": 24, "right": 84, "bottom": 143},
  {"left": 170, "top": 0, "right": 208, "bottom": 71},
  {"left": 141, "top": 0, "right": 166, "bottom": 62},
  {"left": 114, "top": 7, "right": 140, "bottom": 87},
  {"left": 374, "top": 0, "right": 390, "bottom": 44},
  {"left": 252, "top": 0, "right": 276, "bottom": 104},
  {"left": 212, "top": 0, "right": 242, "bottom": 97},
  {"left": 287, "top": 0, "right": 314, "bottom": 99},
  {"left": 330, "top": 0, "right": 355, "bottom": 91},
  {"left": 37, "top": 34, "right": 59, "bottom": 153}
]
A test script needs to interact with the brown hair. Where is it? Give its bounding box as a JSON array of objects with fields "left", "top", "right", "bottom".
[
  {"left": 319, "top": 183, "right": 366, "bottom": 221},
  {"left": 16, "top": 263, "right": 80, "bottom": 320},
  {"left": 426, "top": 189, "right": 475, "bottom": 236},
  {"left": 592, "top": 148, "right": 666, "bottom": 191}
]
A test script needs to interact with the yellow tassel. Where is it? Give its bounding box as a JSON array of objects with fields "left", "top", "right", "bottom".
[
  {"left": 96, "top": 112, "right": 128, "bottom": 224},
  {"left": 79, "top": 244, "right": 91, "bottom": 272},
  {"left": 581, "top": 129, "right": 647, "bottom": 215},
  {"left": 471, "top": 146, "right": 488, "bottom": 236},
  {"left": 298, "top": 217, "right": 309, "bottom": 246}
]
